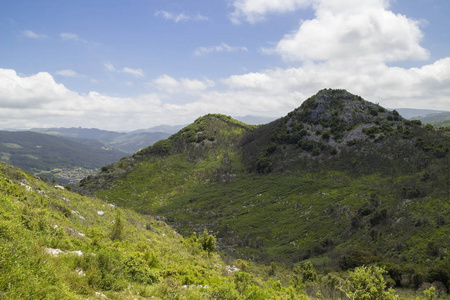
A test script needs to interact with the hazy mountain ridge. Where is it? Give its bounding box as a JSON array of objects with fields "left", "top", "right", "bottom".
[
  {"left": 30, "top": 127, "right": 172, "bottom": 154},
  {"left": 0, "top": 130, "right": 127, "bottom": 183},
  {"left": 395, "top": 108, "right": 450, "bottom": 120}
]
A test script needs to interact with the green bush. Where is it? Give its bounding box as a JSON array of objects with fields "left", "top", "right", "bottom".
[
  {"left": 338, "top": 266, "right": 397, "bottom": 300},
  {"left": 199, "top": 228, "right": 216, "bottom": 255}
]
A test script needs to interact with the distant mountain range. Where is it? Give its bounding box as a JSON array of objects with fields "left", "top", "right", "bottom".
[
  {"left": 394, "top": 108, "right": 450, "bottom": 119},
  {"left": 29, "top": 126, "right": 174, "bottom": 154},
  {"left": 0, "top": 130, "right": 127, "bottom": 184}
]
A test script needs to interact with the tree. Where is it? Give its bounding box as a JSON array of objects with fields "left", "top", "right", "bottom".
[
  {"left": 294, "top": 261, "right": 317, "bottom": 283},
  {"left": 199, "top": 229, "right": 216, "bottom": 255},
  {"left": 110, "top": 210, "right": 124, "bottom": 241},
  {"left": 338, "top": 266, "right": 398, "bottom": 300}
]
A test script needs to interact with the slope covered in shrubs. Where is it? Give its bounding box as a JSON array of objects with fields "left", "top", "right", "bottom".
[
  {"left": 0, "top": 161, "right": 313, "bottom": 299},
  {"left": 78, "top": 89, "right": 450, "bottom": 297}
]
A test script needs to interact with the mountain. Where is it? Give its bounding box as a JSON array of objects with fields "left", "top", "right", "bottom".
[
  {"left": 415, "top": 112, "right": 450, "bottom": 129},
  {"left": 30, "top": 127, "right": 171, "bottom": 154},
  {"left": 30, "top": 127, "right": 125, "bottom": 141},
  {"left": 78, "top": 89, "right": 450, "bottom": 292},
  {"left": 129, "top": 124, "right": 186, "bottom": 135},
  {"left": 0, "top": 130, "right": 127, "bottom": 184},
  {"left": 0, "top": 161, "right": 315, "bottom": 299}
]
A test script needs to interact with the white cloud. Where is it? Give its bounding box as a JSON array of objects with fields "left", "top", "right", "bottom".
[
  {"left": 1, "top": 60, "right": 450, "bottom": 132},
  {"left": 194, "top": 43, "right": 249, "bottom": 56},
  {"left": 222, "top": 58, "right": 450, "bottom": 110},
  {"left": 123, "top": 67, "right": 144, "bottom": 77},
  {"left": 60, "top": 32, "right": 80, "bottom": 41},
  {"left": 0, "top": 69, "right": 162, "bottom": 130},
  {"left": 0, "top": 69, "right": 77, "bottom": 109},
  {"left": 104, "top": 62, "right": 116, "bottom": 72},
  {"left": 21, "top": 30, "right": 47, "bottom": 39},
  {"left": 2, "top": 1, "right": 450, "bottom": 131},
  {"left": 55, "top": 69, "right": 78, "bottom": 77},
  {"left": 105, "top": 63, "right": 144, "bottom": 77},
  {"left": 152, "top": 74, "right": 214, "bottom": 94},
  {"left": 230, "top": 0, "right": 313, "bottom": 24},
  {"left": 155, "top": 10, "right": 208, "bottom": 23},
  {"left": 271, "top": 0, "right": 429, "bottom": 64},
  {"left": 60, "top": 32, "right": 97, "bottom": 46}
]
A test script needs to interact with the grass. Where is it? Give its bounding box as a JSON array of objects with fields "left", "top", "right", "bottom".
[{"left": 1, "top": 161, "right": 318, "bottom": 299}]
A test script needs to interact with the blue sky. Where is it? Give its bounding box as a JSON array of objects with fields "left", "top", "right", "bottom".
[{"left": 1, "top": 0, "right": 449, "bottom": 131}]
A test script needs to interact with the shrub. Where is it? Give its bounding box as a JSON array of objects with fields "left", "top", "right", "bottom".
[
  {"left": 339, "top": 247, "right": 380, "bottom": 270},
  {"left": 123, "top": 252, "right": 160, "bottom": 284},
  {"left": 295, "top": 261, "right": 317, "bottom": 283},
  {"left": 338, "top": 266, "right": 398, "bottom": 300},
  {"left": 199, "top": 229, "right": 216, "bottom": 255},
  {"left": 110, "top": 210, "right": 124, "bottom": 241}
]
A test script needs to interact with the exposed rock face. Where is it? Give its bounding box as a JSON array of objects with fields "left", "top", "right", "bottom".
[{"left": 282, "top": 88, "right": 403, "bottom": 148}]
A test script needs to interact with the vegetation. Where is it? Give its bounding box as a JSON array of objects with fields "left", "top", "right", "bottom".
[
  {"left": 4, "top": 89, "right": 447, "bottom": 299},
  {"left": 0, "top": 161, "right": 313, "bottom": 299},
  {"left": 77, "top": 89, "right": 450, "bottom": 299}
]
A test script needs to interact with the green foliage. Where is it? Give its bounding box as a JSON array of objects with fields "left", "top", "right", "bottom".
[
  {"left": 0, "top": 161, "right": 308, "bottom": 299},
  {"left": 338, "top": 266, "right": 398, "bottom": 300},
  {"left": 199, "top": 228, "right": 216, "bottom": 254},
  {"left": 423, "top": 286, "right": 436, "bottom": 300},
  {"left": 110, "top": 210, "right": 124, "bottom": 240},
  {"left": 295, "top": 261, "right": 318, "bottom": 283},
  {"left": 77, "top": 89, "right": 450, "bottom": 298},
  {"left": 340, "top": 247, "right": 380, "bottom": 270}
]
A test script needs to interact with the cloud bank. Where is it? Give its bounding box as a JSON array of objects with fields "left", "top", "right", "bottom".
[{"left": 1, "top": 0, "right": 449, "bottom": 131}]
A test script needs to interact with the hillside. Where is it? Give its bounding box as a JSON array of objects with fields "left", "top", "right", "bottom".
[
  {"left": 0, "top": 131, "right": 127, "bottom": 184},
  {"left": 0, "top": 161, "right": 321, "bottom": 299},
  {"left": 79, "top": 89, "right": 450, "bottom": 293}
]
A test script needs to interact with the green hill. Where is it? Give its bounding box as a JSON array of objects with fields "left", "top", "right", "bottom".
[
  {"left": 0, "top": 161, "right": 319, "bottom": 299},
  {"left": 78, "top": 89, "right": 450, "bottom": 294}
]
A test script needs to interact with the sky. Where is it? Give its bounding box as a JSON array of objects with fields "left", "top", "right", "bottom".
[{"left": 1, "top": 0, "right": 450, "bottom": 131}]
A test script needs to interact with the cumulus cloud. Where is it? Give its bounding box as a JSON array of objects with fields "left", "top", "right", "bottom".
[
  {"left": 55, "top": 69, "right": 78, "bottom": 77},
  {"left": 21, "top": 30, "right": 47, "bottom": 39},
  {"left": 194, "top": 43, "right": 249, "bottom": 56},
  {"left": 2, "top": 0, "right": 450, "bottom": 131},
  {"left": 0, "top": 69, "right": 162, "bottom": 130},
  {"left": 271, "top": 0, "right": 429, "bottom": 63},
  {"left": 222, "top": 58, "right": 450, "bottom": 110},
  {"left": 155, "top": 10, "right": 208, "bottom": 23},
  {"left": 0, "top": 69, "right": 77, "bottom": 109}
]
